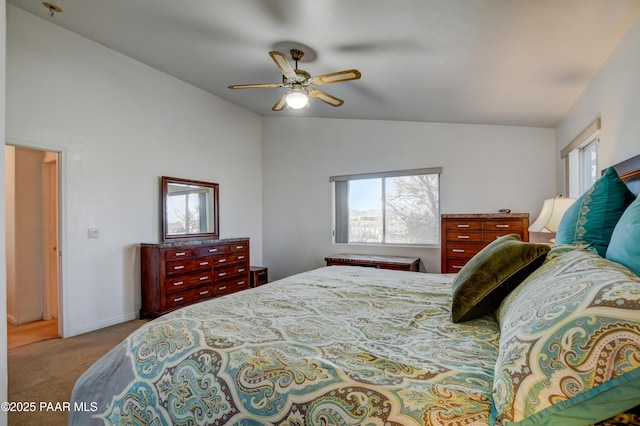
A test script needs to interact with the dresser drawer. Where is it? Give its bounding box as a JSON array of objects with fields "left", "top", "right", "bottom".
[
  {"left": 164, "top": 271, "right": 212, "bottom": 294},
  {"left": 165, "top": 248, "right": 196, "bottom": 261},
  {"left": 445, "top": 220, "right": 483, "bottom": 232},
  {"left": 195, "top": 245, "right": 229, "bottom": 257},
  {"left": 213, "top": 252, "right": 248, "bottom": 267},
  {"left": 165, "top": 285, "right": 213, "bottom": 310},
  {"left": 230, "top": 242, "right": 249, "bottom": 252},
  {"left": 483, "top": 219, "right": 524, "bottom": 232},
  {"left": 445, "top": 259, "right": 468, "bottom": 273},
  {"left": 213, "top": 264, "right": 248, "bottom": 280},
  {"left": 166, "top": 257, "right": 213, "bottom": 275},
  {"left": 445, "top": 242, "right": 483, "bottom": 259},
  {"left": 483, "top": 231, "right": 519, "bottom": 243},
  {"left": 213, "top": 277, "right": 249, "bottom": 296},
  {"left": 446, "top": 231, "right": 483, "bottom": 243}
]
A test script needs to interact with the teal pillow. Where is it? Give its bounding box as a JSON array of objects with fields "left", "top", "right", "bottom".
[
  {"left": 492, "top": 249, "right": 640, "bottom": 425},
  {"left": 451, "top": 234, "right": 550, "bottom": 323},
  {"left": 606, "top": 196, "right": 640, "bottom": 276},
  {"left": 555, "top": 167, "right": 636, "bottom": 256}
]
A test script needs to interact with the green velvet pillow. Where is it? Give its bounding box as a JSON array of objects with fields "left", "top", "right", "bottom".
[
  {"left": 606, "top": 196, "right": 640, "bottom": 276},
  {"left": 450, "top": 234, "right": 550, "bottom": 323},
  {"left": 555, "top": 167, "right": 636, "bottom": 256}
]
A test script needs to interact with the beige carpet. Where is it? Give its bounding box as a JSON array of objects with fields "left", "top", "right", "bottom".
[{"left": 7, "top": 319, "right": 148, "bottom": 426}]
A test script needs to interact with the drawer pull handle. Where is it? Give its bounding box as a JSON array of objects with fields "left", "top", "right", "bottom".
[
  {"left": 218, "top": 259, "right": 227, "bottom": 263},
  {"left": 174, "top": 297, "right": 184, "bottom": 302},
  {"left": 219, "top": 286, "right": 227, "bottom": 291},
  {"left": 173, "top": 265, "right": 185, "bottom": 270},
  {"left": 199, "top": 291, "right": 209, "bottom": 296},
  {"left": 238, "top": 268, "right": 245, "bottom": 272},
  {"left": 456, "top": 224, "right": 470, "bottom": 228},
  {"left": 452, "top": 249, "right": 465, "bottom": 253},
  {"left": 238, "top": 256, "right": 245, "bottom": 260},
  {"left": 173, "top": 281, "right": 184, "bottom": 286},
  {"left": 453, "top": 265, "right": 463, "bottom": 269},
  {"left": 236, "top": 245, "right": 244, "bottom": 249},
  {"left": 495, "top": 224, "right": 510, "bottom": 228},
  {"left": 175, "top": 252, "right": 187, "bottom": 256},
  {"left": 238, "top": 281, "right": 246, "bottom": 285},
  {"left": 199, "top": 276, "right": 209, "bottom": 281},
  {"left": 208, "top": 248, "right": 218, "bottom": 253},
  {"left": 218, "top": 272, "right": 227, "bottom": 277},
  {"left": 199, "top": 261, "right": 209, "bottom": 266},
  {"left": 457, "top": 235, "right": 470, "bottom": 239}
]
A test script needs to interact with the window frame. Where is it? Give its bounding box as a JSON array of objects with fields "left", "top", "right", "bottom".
[
  {"left": 561, "top": 118, "right": 600, "bottom": 198},
  {"left": 330, "top": 167, "right": 442, "bottom": 247}
]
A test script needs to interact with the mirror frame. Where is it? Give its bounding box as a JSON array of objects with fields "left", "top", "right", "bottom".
[{"left": 161, "top": 176, "right": 220, "bottom": 241}]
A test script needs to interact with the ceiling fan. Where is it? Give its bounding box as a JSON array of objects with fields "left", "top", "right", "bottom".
[{"left": 228, "top": 49, "right": 361, "bottom": 111}]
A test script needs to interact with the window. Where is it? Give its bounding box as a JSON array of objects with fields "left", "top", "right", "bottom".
[
  {"left": 580, "top": 139, "right": 598, "bottom": 192},
  {"left": 331, "top": 168, "right": 441, "bottom": 245},
  {"left": 561, "top": 119, "right": 600, "bottom": 198}
]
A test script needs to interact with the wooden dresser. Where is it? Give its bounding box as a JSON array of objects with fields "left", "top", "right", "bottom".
[
  {"left": 325, "top": 254, "right": 420, "bottom": 271},
  {"left": 441, "top": 214, "right": 529, "bottom": 273},
  {"left": 140, "top": 238, "right": 250, "bottom": 318}
]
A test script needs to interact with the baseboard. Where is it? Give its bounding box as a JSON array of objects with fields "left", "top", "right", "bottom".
[
  {"left": 63, "top": 311, "right": 140, "bottom": 338},
  {"left": 7, "top": 312, "right": 44, "bottom": 325}
]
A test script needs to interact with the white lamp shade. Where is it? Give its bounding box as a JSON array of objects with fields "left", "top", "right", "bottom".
[
  {"left": 529, "top": 197, "right": 576, "bottom": 233},
  {"left": 285, "top": 90, "right": 309, "bottom": 109}
]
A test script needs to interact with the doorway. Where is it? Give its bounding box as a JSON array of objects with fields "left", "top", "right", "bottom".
[{"left": 5, "top": 146, "right": 60, "bottom": 347}]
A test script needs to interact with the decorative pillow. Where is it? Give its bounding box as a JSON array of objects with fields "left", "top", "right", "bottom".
[
  {"left": 555, "top": 167, "right": 636, "bottom": 256},
  {"left": 546, "top": 243, "right": 597, "bottom": 261},
  {"left": 492, "top": 249, "right": 640, "bottom": 425},
  {"left": 450, "top": 234, "right": 550, "bottom": 323},
  {"left": 606, "top": 196, "right": 640, "bottom": 276}
]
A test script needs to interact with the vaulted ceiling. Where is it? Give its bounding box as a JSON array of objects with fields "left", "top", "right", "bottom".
[{"left": 9, "top": 0, "right": 640, "bottom": 127}]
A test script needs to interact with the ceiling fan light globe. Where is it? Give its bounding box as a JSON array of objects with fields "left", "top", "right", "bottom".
[{"left": 285, "top": 90, "right": 309, "bottom": 109}]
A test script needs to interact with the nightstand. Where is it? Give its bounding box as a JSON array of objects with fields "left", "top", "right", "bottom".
[{"left": 250, "top": 266, "right": 268, "bottom": 287}]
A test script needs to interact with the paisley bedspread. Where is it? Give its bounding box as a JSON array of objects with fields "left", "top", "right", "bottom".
[{"left": 70, "top": 266, "right": 501, "bottom": 425}]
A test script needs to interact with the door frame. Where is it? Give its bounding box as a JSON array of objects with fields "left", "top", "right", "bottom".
[
  {"left": 6, "top": 138, "right": 66, "bottom": 337},
  {"left": 43, "top": 152, "right": 58, "bottom": 321}
]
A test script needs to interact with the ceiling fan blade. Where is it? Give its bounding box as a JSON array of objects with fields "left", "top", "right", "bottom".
[
  {"left": 269, "top": 51, "right": 298, "bottom": 81},
  {"left": 228, "top": 83, "right": 282, "bottom": 89},
  {"left": 308, "top": 89, "right": 344, "bottom": 107},
  {"left": 272, "top": 93, "right": 288, "bottom": 111},
  {"left": 311, "top": 69, "right": 361, "bottom": 85}
]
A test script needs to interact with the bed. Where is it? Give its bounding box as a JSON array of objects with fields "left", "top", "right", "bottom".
[{"left": 71, "top": 155, "right": 640, "bottom": 426}]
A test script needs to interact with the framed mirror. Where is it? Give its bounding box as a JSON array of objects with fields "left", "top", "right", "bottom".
[{"left": 161, "top": 176, "right": 219, "bottom": 241}]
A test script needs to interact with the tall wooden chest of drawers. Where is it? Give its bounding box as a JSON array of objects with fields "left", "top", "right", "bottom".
[
  {"left": 140, "top": 238, "right": 250, "bottom": 318},
  {"left": 441, "top": 214, "right": 529, "bottom": 273}
]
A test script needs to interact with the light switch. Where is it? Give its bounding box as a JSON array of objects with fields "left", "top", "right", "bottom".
[{"left": 88, "top": 228, "right": 99, "bottom": 239}]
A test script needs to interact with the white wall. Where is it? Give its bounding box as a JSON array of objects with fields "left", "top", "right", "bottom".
[
  {"left": 555, "top": 16, "right": 640, "bottom": 189},
  {"left": 263, "top": 117, "right": 556, "bottom": 279},
  {"left": 6, "top": 6, "right": 264, "bottom": 337}
]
